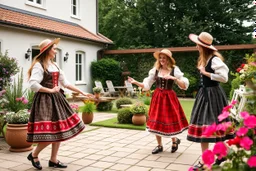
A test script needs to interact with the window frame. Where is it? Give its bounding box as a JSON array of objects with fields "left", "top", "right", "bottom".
[
  {"left": 75, "top": 51, "right": 85, "bottom": 84},
  {"left": 71, "top": 0, "right": 80, "bottom": 19},
  {"left": 26, "top": 0, "right": 45, "bottom": 9}
]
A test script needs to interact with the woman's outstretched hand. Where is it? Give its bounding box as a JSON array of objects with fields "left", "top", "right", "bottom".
[
  {"left": 81, "top": 92, "right": 94, "bottom": 98},
  {"left": 128, "top": 76, "right": 136, "bottom": 84}
]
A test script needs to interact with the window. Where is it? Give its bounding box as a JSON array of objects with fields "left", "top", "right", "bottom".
[
  {"left": 75, "top": 52, "right": 85, "bottom": 82},
  {"left": 71, "top": 0, "right": 79, "bottom": 17},
  {"left": 26, "top": 0, "right": 45, "bottom": 8}
]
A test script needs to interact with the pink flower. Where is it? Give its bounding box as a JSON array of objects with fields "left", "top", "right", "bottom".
[
  {"left": 240, "top": 111, "right": 250, "bottom": 119},
  {"left": 16, "top": 97, "right": 21, "bottom": 101},
  {"left": 244, "top": 116, "right": 256, "bottom": 129},
  {"left": 188, "top": 167, "right": 194, "bottom": 171},
  {"left": 248, "top": 156, "right": 256, "bottom": 168},
  {"left": 202, "top": 150, "right": 215, "bottom": 169},
  {"left": 216, "top": 123, "right": 226, "bottom": 132},
  {"left": 218, "top": 111, "right": 230, "bottom": 122},
  {"left": 231, "top": 100, "right": 237, "bottom": 105},
  {"left": 213, "top": 142, "right": 228, "bottom": 159},
  {"left": 22, "top": 99, "right": 29, "bottom": 104},
  {"left": 203, "top": 123, "right": 217, "bottom": 137},
  {"left": 240, "top": 136, "right": 253, "bottom": 150},
  {"left": 236, "top": 127, "right": 248, "bottom": 137},
  {"left": 222, "top": 105, "right": 233, "bottom": 112}
]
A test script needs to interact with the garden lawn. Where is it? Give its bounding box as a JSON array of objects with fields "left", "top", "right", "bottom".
[{"left": 90, "top": 99, "right": 195, "bottom": 130}]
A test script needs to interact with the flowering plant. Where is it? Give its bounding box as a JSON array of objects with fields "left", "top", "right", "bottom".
[
  {"left": 236, "top": 54, "right": 256, "bottom": 87},
  {"left": 5, "top": 109, "right": 30, "bottom": 124},
  {"left": 70, "top": 104, "right": 79, "bottom": 113},
  {"left": 79, "top": 100, "right": 96, "bottom": 113},
  {"left": 130, "top": 102, "right": 147, "bottom": 115},
  {"left": 93, "top": 87, "right": 102, "bottom": 94},
  {"left": 0, "top": 51, "right": 19, "bottom": 90},
  {"left": 191, "top": 100, "right": 256, "bottom": 171},
  {"left": 136, "top": 87, "right": 154, "bottom": 105}
]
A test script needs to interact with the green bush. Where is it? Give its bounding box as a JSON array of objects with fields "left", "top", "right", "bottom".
[
  {"left": 116, "top": 98, "right": 133, "bottom": 109},
  {"left": 91, "top": 58, "right": 122, "bottom": 87},
  {"left": 117, "top": 108, "right": 133, "bottom": 124},
  {"left": 229, "top": 74, "right": 242, "bottom": 100},
  {"left": 96, "top": 102, "right": 113, "bottom": 111}
]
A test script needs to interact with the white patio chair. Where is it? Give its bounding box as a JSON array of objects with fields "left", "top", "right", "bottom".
[
  {"left": 105, "top": 80, "right": 119, "bottom": 97},
  {"left": 94, "top": 80, "right": 110, "bottom": 97},
  {"left": 125, "top": 80, "right": 136, "bottom": 97}
]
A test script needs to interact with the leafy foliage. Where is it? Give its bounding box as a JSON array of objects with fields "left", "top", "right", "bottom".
[
  {"left": 92, "top": 87, "right": 102, "bottom": 94},
  {"left": 91, "top": 58, "right": 122, "bottom": 87},
  {"left": 117, "top": 108, "right": 133, "bottom": 124},
  {"left": 96, "top": 102, "right": 113, "bottom": 111},
  {"left": 115, "top": 97, "right": 133, "bottom": 109},
  {"left": 3, "top": 69, "right": 32, "bottom": 113},
  {"left": 0, "top": 51, "right": 19, "bottom": 90},
  {"left": 79, "top": 100, "right": 96, "bottom": 113},
  {"left": 130, "top": 102, "right": 147, "bottom": 115}
]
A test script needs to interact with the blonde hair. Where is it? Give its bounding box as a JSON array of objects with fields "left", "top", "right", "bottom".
[
  {"left": 154, "top": 53, "right": 176, "bottom": 70},
  {"left": 27, "top": 45, "right": 53, "bottom": 79},
  {"left": 197, "top": 45, "right": 224, "bottom": 67}
]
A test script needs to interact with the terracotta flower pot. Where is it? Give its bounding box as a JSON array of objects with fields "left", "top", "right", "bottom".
[
  {"left": 132, "top": 114, "right": 146, "bottom": 126},
  {"left": 82, "top": 112, "right": 94, "bottom": 124},
  {"left": 94, "top": 93, "right": 100, "bottom": 99},
  {"left": 5, "top": 124, "right": 33, "bottom": 152}
]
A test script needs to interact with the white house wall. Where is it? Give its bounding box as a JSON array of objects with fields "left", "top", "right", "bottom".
[
  {"left": 0, "top": 0, "right": 97, "bottom": 34},
  {"left": 0, "top": 25, "right": 102, "bottom": 94}
]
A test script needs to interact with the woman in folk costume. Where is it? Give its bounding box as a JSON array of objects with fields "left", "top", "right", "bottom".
[
  {"left": 27, "top": 38, "right": 91, "bottom": 170},
  {"left": 187, "top": 32, "right": 235, "bottom": 170},
  {"left": 128, "top": 49, "right": 189, "bottom": 154}
]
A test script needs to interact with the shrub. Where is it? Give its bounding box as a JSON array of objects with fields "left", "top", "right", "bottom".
[
  {"left": 116, "top": 98, "right": 133, "bottom": 109},
  {"left": 117, "top": 108, "right": 133, "bottom": 124},
  {"left": 91, "top": 58, "right": 122, "bottom": 87},
  {"left": 96, "top": 102, "right": 113, "bottom": 111},
  {"left": 0, "top": 51, "right": 19, "bottom": 90},
  {"left": 5, "top": 109, "right": 30, "bottom": 124}
]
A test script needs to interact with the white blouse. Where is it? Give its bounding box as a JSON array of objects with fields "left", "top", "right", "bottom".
[
  {"left": 142, "top": 66, "right": 189, "bottom": 91},
  {"left": 209, "top": 57, "right": 229, "bottom": 83},
  {"left": 29, "top": 62, "right": 70, "bottom": 92}
]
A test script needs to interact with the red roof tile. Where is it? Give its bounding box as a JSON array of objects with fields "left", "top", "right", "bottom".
[{"left": 0, "top": 6, "right": 113, "bottom": 44}]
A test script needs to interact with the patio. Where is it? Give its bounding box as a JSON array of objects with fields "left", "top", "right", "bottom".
[{"left": 0, "top": 112, "right": 204, "bottom": 171}]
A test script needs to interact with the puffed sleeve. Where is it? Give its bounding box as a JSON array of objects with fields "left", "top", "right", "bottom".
[
  {"left": 211, "top": 57, "right": 229, "bottom": 83},
  {"left": 29, "top": 62, "right": 43, "bottom": 92},
  {"left": 174, "top": 66, "right": 189, "bottom": 90},
  {"left": 142, "top": 67, "right": 156, "bottom": 91},
  {"left": 59, "top": 69, "right": 71, "bottom": 87}
]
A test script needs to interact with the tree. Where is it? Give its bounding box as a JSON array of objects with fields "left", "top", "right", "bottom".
[{"left": 99, "top": 0, "right": 255, "bottom": 49}]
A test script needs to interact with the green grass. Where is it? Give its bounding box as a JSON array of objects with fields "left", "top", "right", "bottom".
[
  {"left": 90, "top": 117, "right": 146, "bottom": 130},
  {"left": 91, "top": 99, "right": 195, "bottom": 130}
]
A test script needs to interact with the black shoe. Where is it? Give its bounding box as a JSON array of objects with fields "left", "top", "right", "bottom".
[
  {"left": 152, "top": 145, "right": 163, "bottom": 154},
  {"left": 27, "top": 152, "right": 42, "bottom": 170},
  {"left": 49, "top": 160, "right": 67, "bottom": 168},
  {"left": 171, "top": 138, "right": 181, "bottom": 153},
  {"left": 193, "top": 161, "right": 205, "bottom": 171},
  {"left": 213, "top": 157, "right": 226, "bottom": 166}
]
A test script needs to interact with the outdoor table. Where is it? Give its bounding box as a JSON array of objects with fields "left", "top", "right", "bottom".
[{"left": 114, "top": 86, "right": 127, "bottom": 97}]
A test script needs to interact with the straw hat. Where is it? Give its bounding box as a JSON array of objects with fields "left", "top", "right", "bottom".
[
  {"left": 189, "top": 32, "right": 217, "bottom": 51},
  {"left": 153, "top": 49, "right": 173, "bottom": 59},
  {"left": 36, "top": 38, "right": 60, "bottom": 58}
]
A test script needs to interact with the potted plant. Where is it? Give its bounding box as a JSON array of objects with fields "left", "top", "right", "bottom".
[
  {"left": 93, "top": 87, "right": 102, "bottom": 98},
  {"left": 4, "top": 109, "right": 33, "bottom": 152},
  {"left": 79, "top": 100, "right": 96, "bottom": 124},
  {"left": 130, "top": 102, "right": 147, "bottom": 126}
]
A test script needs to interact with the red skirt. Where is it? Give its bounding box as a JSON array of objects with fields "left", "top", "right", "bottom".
[{"left": 146, "top": 88, "right": 188, "bottom": 137}]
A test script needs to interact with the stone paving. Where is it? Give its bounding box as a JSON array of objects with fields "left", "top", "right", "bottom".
[{"left": 0, "top": 112, "right": 205, "bottom": 171}]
